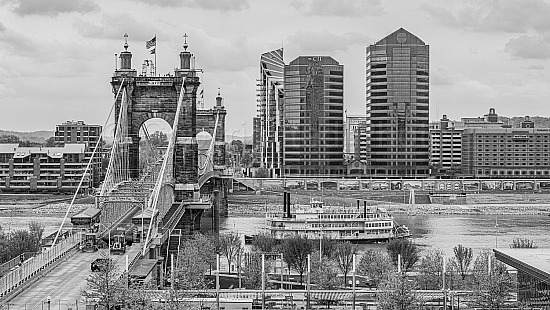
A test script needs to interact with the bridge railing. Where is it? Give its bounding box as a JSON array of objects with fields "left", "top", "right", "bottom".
[{"left": 0, "top": 232, "right": 82, "bottom": 298}]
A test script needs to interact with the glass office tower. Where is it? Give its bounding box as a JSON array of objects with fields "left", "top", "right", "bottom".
[
  {"left": 283, "top": 56, "right": 344, "bottom": 176},
  {"left": 366, "top": 28, "right": 430, "bottom": 177}
]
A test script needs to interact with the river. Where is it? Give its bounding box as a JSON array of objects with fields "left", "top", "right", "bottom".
[
  {"left": 2, "top": 212, "right": 550, "bottom": 257},
  {"left": 214, "top": 213, "right": 550, "bottom": 255}
]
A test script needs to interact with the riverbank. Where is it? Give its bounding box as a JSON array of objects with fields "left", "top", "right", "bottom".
[
  {"left": 0, "top": 194, "right": 94, "bottom": 215},
  {"left": 227, "top": 192, "right": 550, "bottom": 216}
]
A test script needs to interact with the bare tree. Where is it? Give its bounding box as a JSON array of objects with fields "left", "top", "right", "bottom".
[
  {"left": 357, "top": 249, "right": 394, "bottom": 287},
  {"left": 281, "top": 235, "right": 313, "bottom": 284},
  {"left": 386, "top": 238, "right": 420, "bottom": 272},
  {"left": 219, "top": 233, "right": 243, "bottom": 273},
  {"left": 452, "top": 244, "right": 473, "bottom": 282},
  {"left": 82, "top": 253, "right": 124, "bottom": 309},
  {"left": 334, "top": 242, "right": 357, "bottom": 286}
]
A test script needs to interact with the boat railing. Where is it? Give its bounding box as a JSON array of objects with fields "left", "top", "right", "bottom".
[{"left": 265, "top": 213, "right": 393, "bottom": 221}]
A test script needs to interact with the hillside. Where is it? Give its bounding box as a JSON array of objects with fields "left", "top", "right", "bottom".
[
  {"left": 0, "top": 130, "right": 54, "bottom": 143},
  {"left": 498, "top": 116, "right": 550, "bottom": 128}
]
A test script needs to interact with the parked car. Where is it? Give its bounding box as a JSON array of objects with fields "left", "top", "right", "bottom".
[{"left": 90, "top": 258, "right": 110, "bottom": 272}]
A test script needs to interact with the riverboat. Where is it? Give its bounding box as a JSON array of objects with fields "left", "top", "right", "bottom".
[{"left": 266, "top": 199, "right": 410, "bottom": 242}]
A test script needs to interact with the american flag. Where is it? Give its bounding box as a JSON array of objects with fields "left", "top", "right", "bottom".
[{"left": 146, "top": 36, "right": 156, "bottom": 49}]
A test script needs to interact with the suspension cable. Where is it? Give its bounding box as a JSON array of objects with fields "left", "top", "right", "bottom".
[{"left": 51, "top": 79, "right": 126, "bottom": 247}]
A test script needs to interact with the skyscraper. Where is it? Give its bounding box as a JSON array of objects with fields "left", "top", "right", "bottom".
[
  {"left": 256, "top": 48, "right": 284, "bottom": 177},
  {"left": 366, "top": 28, "right": 430, "bottom": 177},
  {"left": 283, "top": 56, "right": 344, "bottom": 176}
]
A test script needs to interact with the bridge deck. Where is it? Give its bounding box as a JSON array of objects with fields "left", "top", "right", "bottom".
[{"left": 6, "top": 245, "right": 142, "bottom": 309}]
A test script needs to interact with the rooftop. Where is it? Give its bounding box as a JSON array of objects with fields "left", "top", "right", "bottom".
[
  {"left": 0, "top": 144, "right": 86, "bottom": 157},
  {"left": 71, "top": 207, "right": 101, "bottom": 219},
  {"left": 494, "top": 248, "right": 550, "bottom": 284}
]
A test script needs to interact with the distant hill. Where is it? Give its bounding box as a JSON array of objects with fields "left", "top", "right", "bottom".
[
  {"left": 226, "top": 134, "right": 252, "bottom": 144},
  {"left": 498, "top": 116, "right": 550, "bottom": 128},
  {"left": 0, "top": 130, "right": 54, "bottom": 143}
]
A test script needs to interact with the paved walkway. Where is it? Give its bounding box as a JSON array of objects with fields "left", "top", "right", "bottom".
[{"left": 6, "top": 244, "right": 142, "bottom": 310}]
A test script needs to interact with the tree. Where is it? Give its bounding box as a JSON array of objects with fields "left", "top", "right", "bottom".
[
  {"left": 251, "top": 232, "right": 278, "bottom": 253},
  {"left": 315, "top": 236, "right": 338, "bottom": 259},
  {"left": 377, "top": 272, "right": 422, "bottom": 310},
  {"left": 0, "top": 134, "right": 20, "bottom": 143},
  {"left": 149, "top": 130, "right": 168, "bottom": 147},
  {"left": 0, "top": 222, "right": 43, "bottom": 264},
  {"left": 281, "top": 235, "right": 313, "bottom": 284},
  {"left": 510, "top": 237, "right": 537, "bottom": 248},
  {"left": 310, "top": 251, "right": 342, "bottom": 290},
  {"left": 452, "top": 244, "right": 473, "bottom": 282},
  {"left": 173, "top": 236, "right": 212, "bottom": 290},
  {"left": 219, "top": 233, "right": 242, "bottom": 273},
  {"left": 241, "top": 252, "right": 271, "bottom": 289},
  {"left": 386, "top": 239, "right": 420, "bottom": 272},
  {"left": 357, "top": 249, "right": 394, "bottom": 287},
  {"left": 334, "top": 242, "right": 357, "bottom": 286},
  {"left": 44, "top": 136, "right": 56, "bottom": 147},
  {"left": 230, "top": 139, "right": 244, "bottom": 155},
  {"left": 417, "top": 248, "right": 445, "bottom": 290},
  {"left": 471, "top": 249, "right": 515, "bottom": 309},
  {"left": 255, "top": 167, "right": 270, "bottom": 178},
  {"left": 82, "top": 254, "right": 125, "bottom": 309}
]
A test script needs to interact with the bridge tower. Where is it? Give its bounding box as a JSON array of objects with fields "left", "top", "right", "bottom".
[
  {"left": 108, "top": 35, "right": 228, "bottom": 265},
  {"left": 111, "top": 35, "right": 200, "bottom": 202}
]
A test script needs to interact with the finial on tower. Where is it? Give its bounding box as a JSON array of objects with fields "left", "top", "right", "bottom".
[
  {"left": 217, "top": 87, "right": 221, "bottom": 96},
  {"left": 183, "top": 33, "right": 188, "bottom": 51},
  {"left": 123, "top": 33, "right": 129, "bottom": 51}
]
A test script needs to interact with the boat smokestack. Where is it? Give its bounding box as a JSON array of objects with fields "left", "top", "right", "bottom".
[
  {"left": 356, "top": 199, "right": 360, "bottom": 210},
  {"left": 363, "top": 201, "right": 367, "bottom": 219},
  {"left": 286, "top": 192, "right": 291, "bottom": 218},
  {"left": 283, "top": 191, "right": 288, "bottom": 217}
]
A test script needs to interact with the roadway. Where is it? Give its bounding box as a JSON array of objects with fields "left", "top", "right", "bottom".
[{"left": 6, "top": 244, "right": 143, "bottom": 310}]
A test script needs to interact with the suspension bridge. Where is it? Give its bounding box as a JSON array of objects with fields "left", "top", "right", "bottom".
[{"left": 0, "top": 35, "right": 229, "bottom": 308}]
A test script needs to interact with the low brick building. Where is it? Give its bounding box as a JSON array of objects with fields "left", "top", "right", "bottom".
[{"left": 0, "top": 144, "right": 92, "bottom": 192}]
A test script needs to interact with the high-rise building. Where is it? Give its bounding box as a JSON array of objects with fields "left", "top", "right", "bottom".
[
  {"left": 344, "top": 115, "right": 366, "bottom": 159},
  {"left": 366, "top": 28, "right": 430, "bottom": 177},
  {"left": 283, "top": 56, "right": 344, "bottom": 176},
  {"left": 256, "top": 48, "right": 284, "bottom": 177}
]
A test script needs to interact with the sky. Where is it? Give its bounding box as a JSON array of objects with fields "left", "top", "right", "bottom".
[{"left": 0, "top": 0, "right": 549, "bottom": 135}]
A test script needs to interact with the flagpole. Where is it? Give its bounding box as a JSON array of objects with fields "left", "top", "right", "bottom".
[{"left": 154, "top": 34, "right": 157, "bottom": 76}]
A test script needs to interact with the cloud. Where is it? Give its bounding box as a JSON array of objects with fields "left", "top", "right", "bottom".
[
  {"left": 134, "top": 0, "right": 249, "bottom": 12},
  {"left": 1, "top": 0, "right": 99, "bottom": 16},
  {"left": 522, "top": 64, "right": 545, "bottom": 70},
  {"left": 431, "top": 67, "right": 455, "bottom": 86},
  {"left": 504, "top": 35, "right": 550, "bottom": 59},
  {"left": 423, "top": 0, "right": 550, "bottom": 33},
  {"left": 192, "top": 32, "right": 258, "bottom": 72},
  {"left": 287, "top": 30, "right": 371, "bottom": 54},
  {"left": 0, "top": 22, "right": 5, "bottom": 32},
  {"left": 74, "top": 14, "right": 160, "bottom": 41},
  {"left": 291, "top": 0, "right": 383, "bottom": 17}
]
